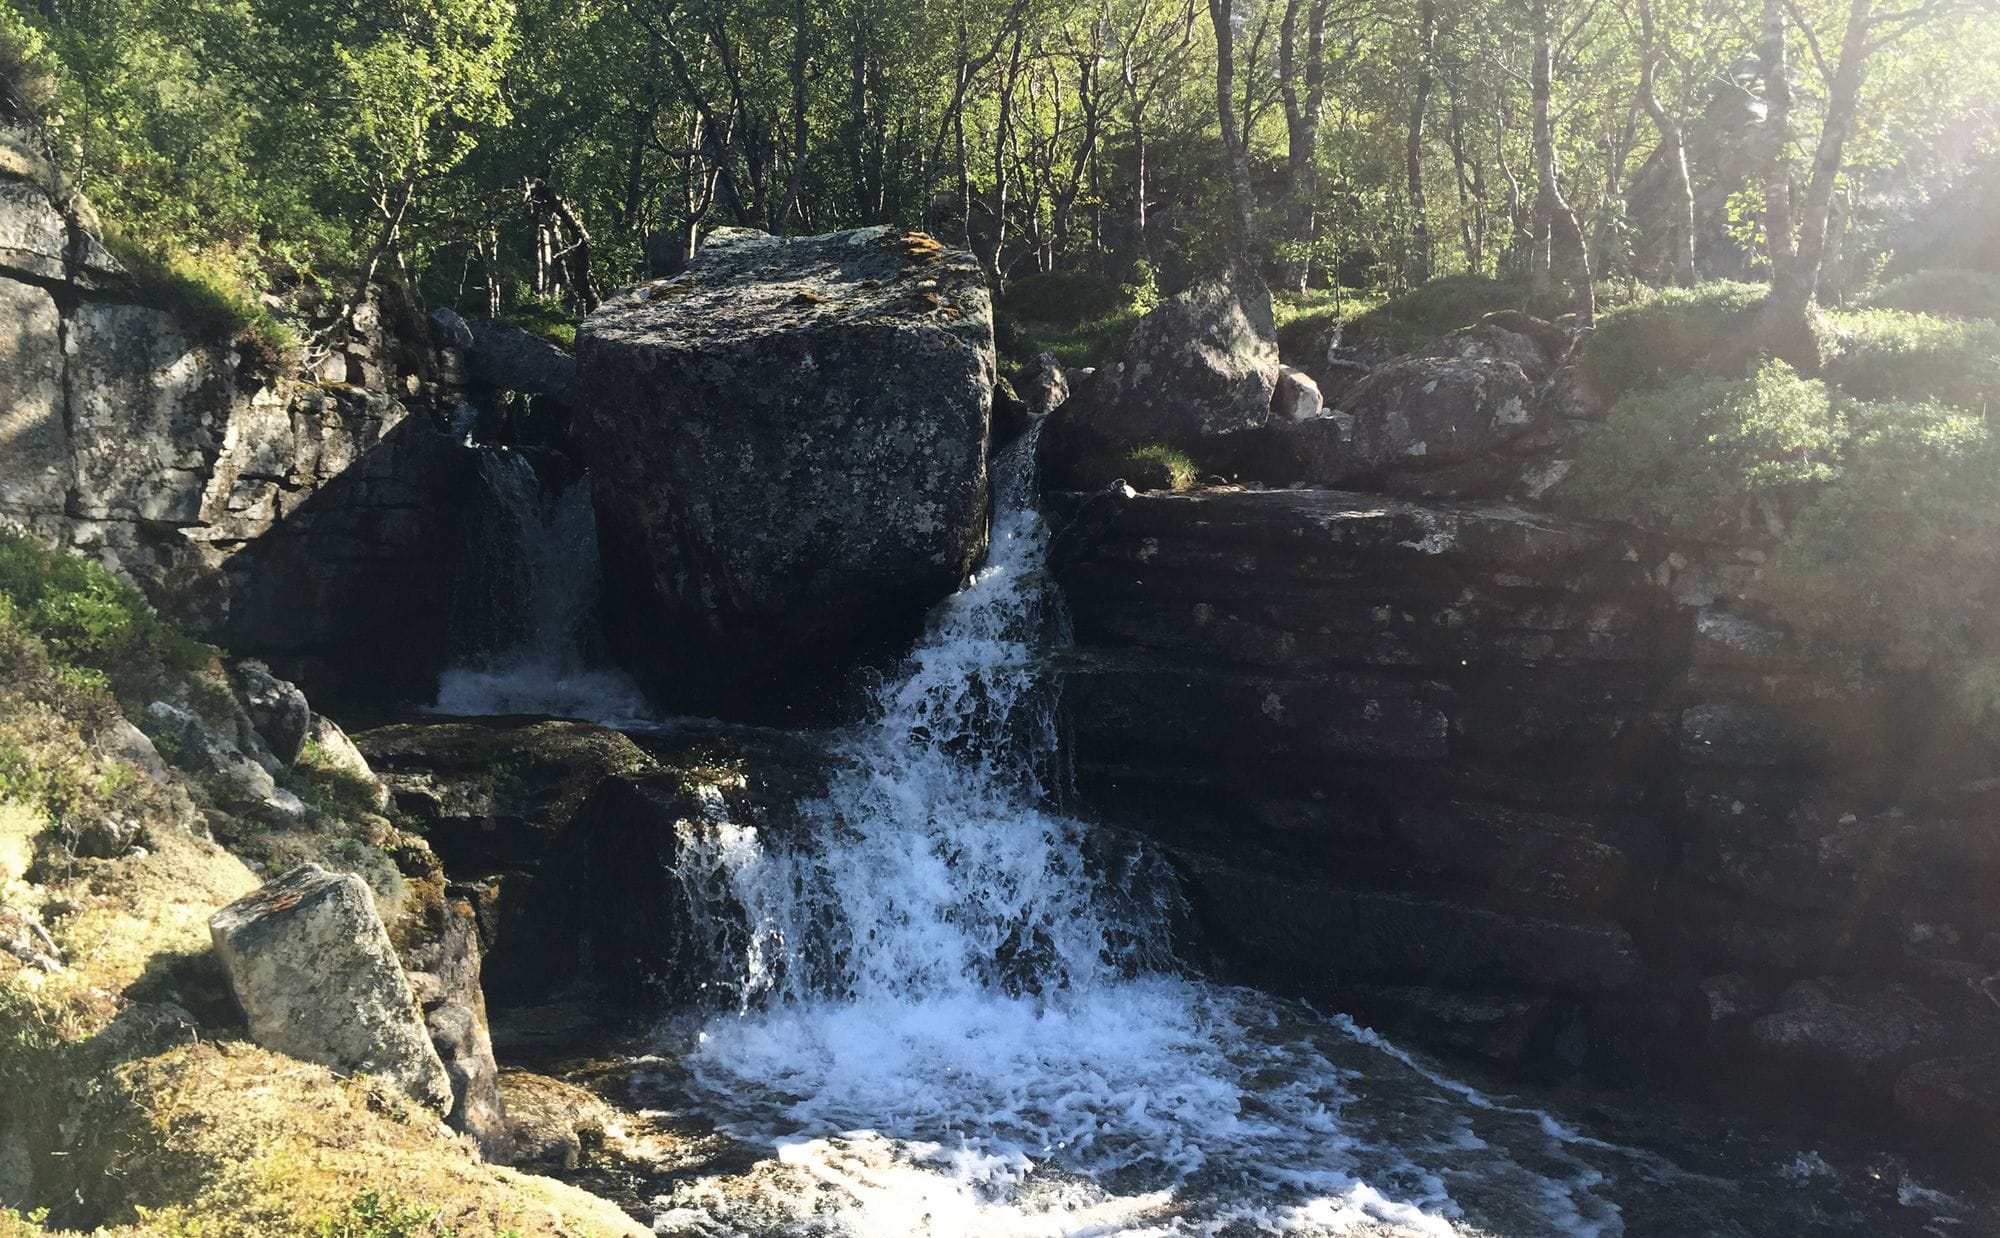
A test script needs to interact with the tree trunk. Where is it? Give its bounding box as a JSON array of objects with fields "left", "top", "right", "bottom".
[
  {"left": 1635, "top": 0, "right": 1695, "bottom": 284},
  {"left": 1407, "top": 0, "right": 1436, "bottom": 284},
  {"left": 1209, "top": 0, "right": 1258, "bottom": 258}
]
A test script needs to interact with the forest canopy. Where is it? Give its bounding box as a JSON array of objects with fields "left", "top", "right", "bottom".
[{"left": 2, "top": 0, "right": 1997, "bottom": 342}]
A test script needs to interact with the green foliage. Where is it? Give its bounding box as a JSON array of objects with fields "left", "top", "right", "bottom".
[
  {"left": 497, "top": 294, "right": 578, "bottom": 350},
  {"left": 0, "top": 531, "right": 215, "bottom": 708},
  {"left": 316, "top": 1188, "right": 452, "bottom": 1238},
  {"left": 0, "top": 6, "right": 57, "bottom": 116},
  {"left": 102, "top": 233, "right": 299, "bottom": 366},
  {"left": 1074, "top": 443, "right": 1199, "bottom": 492},
  {"left": 1555, "top": 361, "right": 1842, "bottom": 540},
  {"left": 1582, "top": 281, "right": 1768, "bottom": 396},
  {"left": 1867, "top": 270, "right": 2000, "bottom": 321},
  {"left": 1822, "top": 307, "right": 2000, "bottom": 414},
  {"left": 1342, "top": 275, "right": 1521, "bottom": 357},
  {"left": 1765, "top": 400, "right": 2000, "bottom": 688},
  {"left": 1001, "top": 271, "right": 1134, "bottom": 325}
]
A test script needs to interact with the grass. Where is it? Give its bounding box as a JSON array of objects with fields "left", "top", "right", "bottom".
[
  {"left": 100, "top": 233, "right": 300, "bottom": 371},
  {"left": 1070, "top": 443, "right": 1199, "bottom": 492},
  {"left": 1339, "top": 274, "right": 1524, "bottom": 357}
]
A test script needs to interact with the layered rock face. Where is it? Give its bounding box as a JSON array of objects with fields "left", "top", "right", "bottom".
[
  {"left": 576, "top": 226, "right": 994, "bottom": 719},
  {"left": 0, "top": 141, "right": 472, "bottom": 704},
  {"left": 1053, "top": 488, "right": 1674, "bottom": 1058},
  {"left": 1047, "top": 330, "right": 2000, "bottom": 1143}
]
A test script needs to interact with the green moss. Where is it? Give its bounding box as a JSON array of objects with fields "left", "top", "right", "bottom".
[
  {"left": 1822, "top": 307, "right": 2000, "bottom": 414},
  {"left": 1580, "top": 281, "right": 1768, "bottom": 397},
  {"left": 1866, "top": 269, "right": 2000, "bottom": 322},
  {"left": 1554, "top": 361, "right": 1841, "bottom": 541},
  {"left": 100, "top": 233, "right": 300, "bottom": 370}
]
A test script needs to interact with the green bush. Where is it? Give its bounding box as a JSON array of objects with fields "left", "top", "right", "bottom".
[
  {"left": 0, "top": 531, "right": 215, "bottom": 706},
  {"left": 103, "top": 234, "right": 299, "bottom": 370},
  {"left": 1764, "top": 399, "right": 2000, "bottom": 683},
  {"left": 1867, "top": 269, "right": 2000, "bottom": 321},
  {"left": 1581, "top": 281, "right": 1767, "bottom": 396},
  {"left": 1554, "top": 361, "right": 1841, "bottom": 540},
  {"left": 1822, "top": 307, "right": 2000, "bottom": 414}
]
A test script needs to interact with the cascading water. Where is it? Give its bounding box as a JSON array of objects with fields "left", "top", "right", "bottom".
[
  {"left": 624, "top": 436, "right": 1989, "bottom": 1236},
  {"left": 433, "top": 449, "right": 653, "bottom": 726}
]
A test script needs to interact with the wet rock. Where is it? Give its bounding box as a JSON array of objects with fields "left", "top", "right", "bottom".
[
  {"left": 354, "top": 720, "right": 652, "bottom": 873},
  {"left": 1179, "top": 853, "right": 1642, "bottom": 993},
  {"left": 210, "top": 865, "right": 452, "bottom": 1112},
  {"left": 1041, "top": 269, "right": 1277, "bottom": 482},
  {"left": 231, "top": 660, "right": 311, "bottom": 767},
  {"left": 564, "top": 727, "right": 834, "bottom": 1005},
  {"left": 1749, "top": 980, "right": 1959, "bottom": 1091},
  {"left": 142, "top": 701, "right": 304, "bottom": 823},
  {"left": 577, "top": 226, "right": 993, "bottom": 719},
  {"left": 1894, "top": 1053, "right": 2000, "bottom": 1140},
  {"left": 1018, "top": 351, "right": 1070, "bottom": 415}
]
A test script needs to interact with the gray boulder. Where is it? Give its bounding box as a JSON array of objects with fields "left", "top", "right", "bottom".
[
  {"left": 1273, "top": 365, "right": 1324, "bottom": 423},
  {"left": 210, "top": 865, "right": 453, "bottom": 1112},
  {"left": 398, "top": 891, "right": 511, "bottom": 1160},
  {"left": 1290, "top": 320, "right": 1559, "bottom": 489},
  {"left": 142, "top": 701, "right": 305, "bottom": 822},
  {"left": 231, "top": 660, "right": 311, "bottom": 767},
  {"left": 1042, "top": 268, "right": 1278, "bottom": 481},
  {"left": 575, "top": 225, "right": 993, "bottom": 717}
]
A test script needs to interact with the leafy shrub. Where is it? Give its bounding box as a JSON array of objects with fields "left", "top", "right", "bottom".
[
  {"left": 0, "top": 531, "right": 215, "bottom": 706},
  {"left": 1822, "top": 307, "right": 2000, "bottom": 414},
  {"left": 1764, "top": 399, "right": 2000, "bottom": 685},
  {"left": 0, "top": 7, "right": 56, "bottom": 118},
  {"left": 1581, "top": 281, "right": 1767, "bottom": 396},
  {"left": 1073, "top": 443, "right": 1198, "bottom": 492},
  {"left": 1554, "top": 361, "right": 1841, "bottom": 540},
  {"left": 1867, "top": 269, "right": 2000, "bottom": 321},
  {"left": 316, "top": 1188, "right": 452, "bottom": 1238},
  {"left": 101, "top": 233, "right": 300, "bottom": 369}
]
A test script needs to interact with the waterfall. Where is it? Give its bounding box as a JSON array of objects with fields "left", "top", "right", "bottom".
[
  {"left": 633, "top": 437, "right": 1648, "bottom": 1236},
  {"left": 432, "top": 449, "right": 653, "bottom": 726}
]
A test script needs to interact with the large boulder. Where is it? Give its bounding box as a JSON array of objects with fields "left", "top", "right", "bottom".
[
  {"left": 210, "top": 865, "right": 453, "bottom": 1112},
  {"left": 1286, "top": 317, "right": 1563, "bottom": 494},
  {"left": 576, "top": 226, "right": 994, "bottom": 719},
  {"left": 1041, "top": 268, "right": 1279, "bottom": 483}
]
